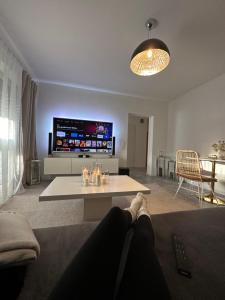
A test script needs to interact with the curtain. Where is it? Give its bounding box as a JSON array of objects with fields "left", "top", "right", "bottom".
[
  {"left": 0, "top": 39, "right": 23, "bottom": 205},
  {"left": 22, "top": 71, "right": 37, "bottom": 185}
]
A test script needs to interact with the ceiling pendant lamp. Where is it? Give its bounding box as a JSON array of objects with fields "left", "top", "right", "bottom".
[{"left": 130, "top": 18, "right": 170, "bottom": 76}]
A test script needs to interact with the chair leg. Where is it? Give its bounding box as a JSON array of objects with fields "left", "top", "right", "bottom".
[
  {"left": 197, "top": 182, "right": 201, "bottom": 207},
  {"left": 175, "top": 177, "right": 184, "bottom": 198},
  {"left": 197, "top": 182, "right": 204, "bottom": 208},
  {"left": 208, "top": 182, "right": 218, "bottom": 206},
  {"left": 200, "top": 182, "right": 204, "bottom": 208}
]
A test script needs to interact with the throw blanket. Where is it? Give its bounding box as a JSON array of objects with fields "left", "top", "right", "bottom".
[{"left": 0, "top": 211, "right": 40, "bottom": 268}]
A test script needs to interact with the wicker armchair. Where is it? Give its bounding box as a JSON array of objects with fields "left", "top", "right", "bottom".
[{"left": 175, "top": 150, "right": 217, "bottom": 206}]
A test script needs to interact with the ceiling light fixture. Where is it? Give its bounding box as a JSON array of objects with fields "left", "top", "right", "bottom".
[{"left": 130, "top": 18, "right": 170, "bottom": 76}]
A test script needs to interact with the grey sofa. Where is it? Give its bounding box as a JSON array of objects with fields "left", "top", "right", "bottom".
[
  {"left": 151, "top": 207, "right": 225, "bottom": 299},
  {"left": 9, "top": 207, "right": 225, "bottom": 299}
]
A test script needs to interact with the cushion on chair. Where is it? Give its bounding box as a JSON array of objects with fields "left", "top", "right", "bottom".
[{"left": 177, "top": 173, "right": 217, "bottom": 182}]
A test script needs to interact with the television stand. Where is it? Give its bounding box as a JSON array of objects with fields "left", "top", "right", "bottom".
[{"left": 44, "top": 157, "right": 119, "bottom": 175}]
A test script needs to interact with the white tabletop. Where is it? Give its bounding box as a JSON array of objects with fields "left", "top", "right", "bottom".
[
  {"left": 39, "top": 175, "right": 150, "bottom": 201},
  {"left": 200, "top": 157, "right": 225, "bottom": 163}
]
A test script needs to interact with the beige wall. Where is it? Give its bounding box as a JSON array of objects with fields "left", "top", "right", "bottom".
[
  {"left": 167, "top": 72, "right": 225, "bottom": 194},
  {"left": 36, "top": 83, "right": 168, "bottom": 175}
]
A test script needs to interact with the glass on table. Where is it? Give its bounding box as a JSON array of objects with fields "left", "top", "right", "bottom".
[
  {"left": 101, "top": 170, "right": 109, "bottom": 185},
  {"left": 82, "top": 166, "right": 89, "bottom": 186}
]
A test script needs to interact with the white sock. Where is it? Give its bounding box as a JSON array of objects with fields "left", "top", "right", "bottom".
[
  {"left": 125, "top": 192, "right": 144, "bottom": 221},
  {"left": 137, "top": 196, "right": 151, "bottom": 219}
]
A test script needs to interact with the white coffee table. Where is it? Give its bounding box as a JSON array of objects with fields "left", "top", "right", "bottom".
[{"left": 39, "top": 175, "right": 150, "bottom": 221}]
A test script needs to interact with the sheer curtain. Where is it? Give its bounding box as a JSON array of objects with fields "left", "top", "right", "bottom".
[{"left": 0, "top": 39, "right": 23, "bottom": 205}]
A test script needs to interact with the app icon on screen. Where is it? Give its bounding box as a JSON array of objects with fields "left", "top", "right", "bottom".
[
  {"left": 97, "top": 149, "right": 104, "bottom": 153},
  {"left": 97, "top": 134, "right": 104, "bottom": 139},
  {"left": 75, "top": 140, "right": 80, "bottom": 146},
  {"left": 107, "top": 141, "right": 112, "bottom": 148},
  {"left": 92, "top": 140, "right": 97, "bottom": 147},
  {"left": 71, "top": 132, "right": 78, "bottom": 138},
  {"left": 102, "top": 141, "right": 107, "bottom": 147},
  {"left": 97, "top": 141, "right": 102, "bottom": 147},
  {"left": 56, "top": 139, "right": 63, "bottom": 146},
  {"left": 57, "top": 131, "right": 66, "bottom": 137},
  {"left": 86, "top": 140, "right": 92, "bottom": 147},
  {"left": 80, "top": 140, "right": 86, "bottom": 147},
  {"left": 63, "top": 139, "right": 68, "bottom": 147},
  {"left": 89, "top": 149, "right": 97, "bottom": 153}
]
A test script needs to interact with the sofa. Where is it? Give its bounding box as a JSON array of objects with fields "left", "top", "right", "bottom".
[{"left": 2, "top": 207, "right": 225, "bottom": 300}]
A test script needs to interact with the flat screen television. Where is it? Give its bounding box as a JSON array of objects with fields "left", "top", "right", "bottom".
[{"left": 53, "top": 117, "right": 113, "bottom": 154}]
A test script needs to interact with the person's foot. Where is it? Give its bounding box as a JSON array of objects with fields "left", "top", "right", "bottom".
[
  {"left": 125, "top": 192, "right": 144, "bottom": 221},
  {"left": 137, "top": 195, "right": 151, "bottom": 219}
]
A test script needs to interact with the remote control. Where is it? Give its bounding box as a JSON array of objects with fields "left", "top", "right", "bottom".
[{"left": 172, "top": 234, "right": 192, "bottom": 278}]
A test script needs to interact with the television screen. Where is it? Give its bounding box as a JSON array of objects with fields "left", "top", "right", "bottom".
[{"left": 53, "top": 117, "right": 113, "bottom": 153}]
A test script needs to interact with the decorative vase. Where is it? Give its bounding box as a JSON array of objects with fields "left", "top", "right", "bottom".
[{"left": 218, "top": 150, "right": 225, "bottom": 160}]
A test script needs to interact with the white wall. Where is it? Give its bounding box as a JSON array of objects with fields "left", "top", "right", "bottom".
[
  {"left": 36, "top": 83, "right": 168, "bottom": 176},
  {"left": 167, "top": 72, "right": 225, "bottom": 194},
  {"left": 127, "top": 114, "right": 148, "bottom": 168}
]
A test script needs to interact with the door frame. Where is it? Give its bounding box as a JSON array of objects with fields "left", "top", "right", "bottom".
[{"left": 127, "top": 113, "right": 154, "bottom": 175}]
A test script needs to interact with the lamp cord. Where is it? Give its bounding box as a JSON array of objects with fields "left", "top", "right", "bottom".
[{"left": 147, "top": 23, "right": 152, "bottom": 39}]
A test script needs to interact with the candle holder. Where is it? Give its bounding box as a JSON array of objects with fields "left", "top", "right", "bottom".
[
  {"left": 89, "top": 163, "right": 102, "bottom": 186},
  {"left": 82, "top": 164, "right": 109, "bottom": 186},
  {"left": 82, "top": 167, "right": 90, "bottom": 186},
  {"left": 101, "top": 170, "right": 109, "bottom": 185}
]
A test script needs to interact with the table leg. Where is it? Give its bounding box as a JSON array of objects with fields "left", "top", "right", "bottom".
[
  {"left": 203, "top": 160, "right": 225, "bottom": 205},
  {"left": 203, "top": 160, "right": 215, "bottom": 203},
  {"left": 210, "top": 160, "right": 216, "bottom": 203},
  {"left": 83, "top": 197, "right": 112, "bottom": 221}
]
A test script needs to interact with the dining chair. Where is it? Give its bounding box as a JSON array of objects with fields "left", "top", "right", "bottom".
[{"left": 175, "top": 150, "right": 217, "bottom": 206}]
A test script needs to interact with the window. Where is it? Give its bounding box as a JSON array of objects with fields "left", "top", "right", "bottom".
[{"left": 0, "top": 40, "right": 23, "bottom": 204}]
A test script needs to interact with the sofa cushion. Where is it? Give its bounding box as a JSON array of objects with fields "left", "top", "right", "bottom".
[{"left": 151, "top": 207, "right": 225, "bottom": 300}]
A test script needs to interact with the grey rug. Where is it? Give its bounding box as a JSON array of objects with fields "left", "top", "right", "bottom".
[{"left": 1, "top": 177, "right": 213, "bottom": 229}]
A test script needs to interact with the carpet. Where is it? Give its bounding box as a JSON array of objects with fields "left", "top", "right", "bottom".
[{"left": 1, "top": 178, "right": 213, "bottom": 229}]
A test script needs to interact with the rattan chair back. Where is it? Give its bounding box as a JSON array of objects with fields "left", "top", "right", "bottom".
[{"left": 176, "top": 150, "right": 202, "bottom": 180}]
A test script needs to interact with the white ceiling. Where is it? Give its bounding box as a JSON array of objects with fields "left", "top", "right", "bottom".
[{"left": 0, "top": 0, "right": 225, "bottom": 101}]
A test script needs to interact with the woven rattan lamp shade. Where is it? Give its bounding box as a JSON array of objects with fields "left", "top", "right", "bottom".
[{"left": 130, "top": 38, "right": 170, "bottom": 76}]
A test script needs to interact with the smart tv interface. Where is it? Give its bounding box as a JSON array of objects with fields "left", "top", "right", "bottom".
[{"left": 53, "top": 117, "right": 113, "bottom": 153}]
